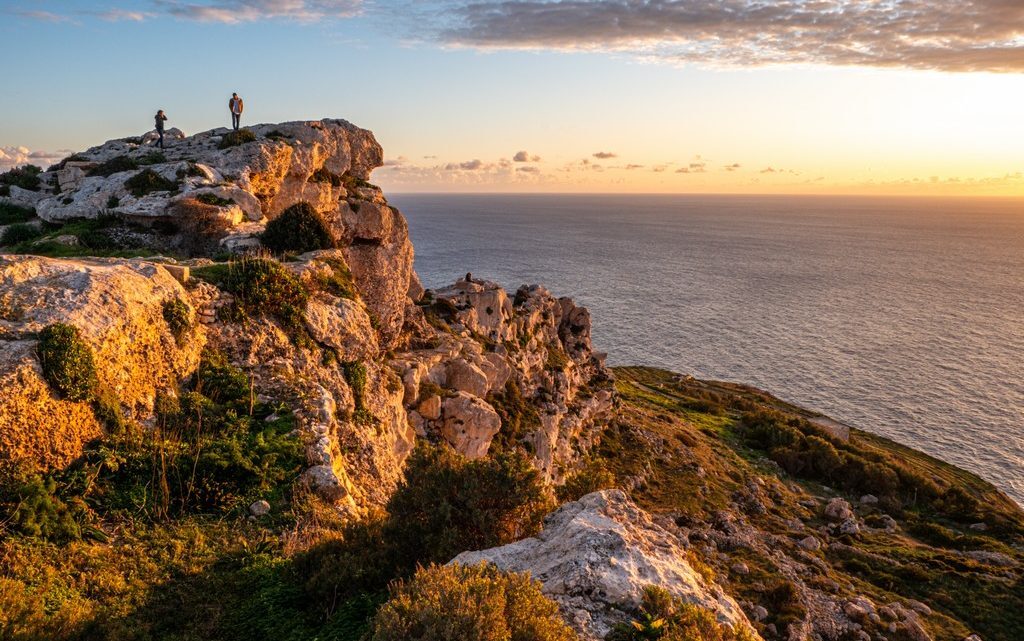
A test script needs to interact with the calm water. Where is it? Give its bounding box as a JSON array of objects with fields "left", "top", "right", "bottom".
[{"left": 389, "top": 194, "right": 1024, "bottom": 506}]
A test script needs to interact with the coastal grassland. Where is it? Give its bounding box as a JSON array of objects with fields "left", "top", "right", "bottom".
[{"left": 599, "top": 366, "right": 1024, "bottom": 641}]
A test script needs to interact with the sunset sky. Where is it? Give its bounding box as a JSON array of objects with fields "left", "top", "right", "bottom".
[{"left": 2, "top": 0, "right": 1024, "bottom": 195}]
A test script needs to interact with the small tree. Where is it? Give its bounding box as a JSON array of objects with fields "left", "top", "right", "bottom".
[{"left": 260, "top": 202, "right": 336, "bottom": 254}]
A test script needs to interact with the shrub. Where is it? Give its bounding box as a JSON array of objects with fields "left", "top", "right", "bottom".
[
  {"left": 162, "top": 298, "right": 192, "bottom": 345},
  {"left": 607, "top": 586, "right": 756, "bottom": 641},
  {"left": 219, "top": 128, "right": 257, "bottom": 149},
  {"left": 0, "top": 164, "right": 42, "bottom": 191},
  {"left": 308, "top": 255, "right": 357, "bottom": 300},
  {"left": 0, "top": 184, "right": 8, "bottom": 196},
  {"left": 87, "top": 155, "right": 139, "bottom": 177},
  {"left": 0, "top": 201, "right": 36, "bottom": 225},
  {"left": 557, "top": 458, "right": 617, "bottom": 502},
  {"left": 301, "top": 444, "right": 554, "bottom": 610},
  {"left": 138, "top": 150, "right": 167, "bottom": 165},
  {"left": 385, "top": 444, "right": 554, "bottom": 571},
  {"left": 1, "top": 222, "right": 42, "bottom": 246},
  {"left": 171, "top": 197, "right": 232, "bottom": 256},
  {"left": 0, "top": 470, "right": 85, "bottom": 541},
  {"left": 37, "top": 323, "right": 98, "bottom": 402},
  {"left": 261, "top": 202, "right": 336, "bottom": 254},
  {"left": 195, "top": 192, "right": 234, "bottom": 207},
  {"left": 310, "top": 167, "right": 343, "bottom": 186},
  {"left": 124, "top": 168, "right": 178, "bottom": 197},
  {"left": 370, "top": 563, "right": 577, "bottom": 641},
  {"left": 218, "top": 256, "right": 310, "bottom": 339},
  {"left": 106, "top": 194, "right": 120, "bottom": 208},
  {"left": 196, "top": 349, "right": 251, "bottom": 410},
  {"left": 488, "top": 380, "right": 542, "bottom": 452},
  {"left": 342, "top": 360, "right": 368, "bottom": 415},
  {"left": 545, "top": 346, "right": 571, "bottom": 371}
]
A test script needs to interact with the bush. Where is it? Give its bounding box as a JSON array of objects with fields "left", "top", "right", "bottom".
[
  {"left": 220, "top": 256, "right": 310, "bottom": 338},
  {"left": 1, "top": 222, "right": 42, "bottom": 246},
  {"left": 219, "top": 128, "right": 257, "bottom": 149},
  {"left": 87, "top": 155, "right": 139, "bottom": 177},
  {"left": 342, "top": 360, "right": 368, "bottom": 415},
  {"left": 196, "top": 192, "right": 234, "bottom": 207},
  {"left": 370, "top": 563, "right": 577, "bottom": 641},
  {"left": 261, "top": 202, "right": 336, "bottom": 254},
  {"left": 0, "top": 164, "right": 42, "bottom": 191},
  {"left": 308, "top": 255, "right": 357, "bottom": 300},
  {"left": 162, "top": 298, "right": 192, "bottom": 345},
  {"left": 138, "top": 150, "right": 167, "bottom": 165},
  {"left": 124, "top": 168, "right": 178, "bottom": 197},
  {"left": 607, "top": 586, "right": 756, "bottom": 641},
  {"left": 310, "top": 167, "right": 343, "bottom": 186},
  {"left": 557, "top": 458, "right": 617, "bottom": 502},
  {"left": 300, "top": 443, "right": 554, "bottom": 610},
  {"left": 0, "top": 201, "right": 36, "bottom": 225},
  {"left": 37, "top": 323, "right": 98, "bottom": 402}
]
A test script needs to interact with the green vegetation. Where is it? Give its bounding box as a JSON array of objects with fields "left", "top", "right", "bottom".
[
  {"left": 0, "top": 201, "right": 36, "bottom": 225},
  {"left": 602, "top": 367, "right": 1024, "bottom": 641},
  {"left": 162, "top": 298, "right": 192, "bottom": 345},
  {"left": 341, "top": 171, "right": 377, "bottom": 193},
  {"left": 557, "top": 457, "right": 616, "bottom": 502},
  {"left": 137, "top": 151, "right": 167, "bottom": 165},
  {"left": 37, "top": 323, "right": 99, "bottom": 402},
  {"left": 4, "top": 215, "right": 156, "bottom": 259},
  {"left": 219, "top": 128, "right": 257, "bottom": 149},
  {"left": 308, "top": 255, "right": 357, "bottom": 300},
  {"left": 0, "top": 164, "right": 43, "bottom": 191},
  {"left": 487, "top": 380, "right": 542, "bottom": 452},
  {"left": 309, "top": 166, "right": 344, "bottom": 187},
  {"left": 342, "top": 360, "right": 371, "bottom": 423},
  {"left": 193, "top": 256, "right": 310, "bottom": 342},
  {"left": 0, "top": 222, "right": 42, "bottom": 246},
  {"left": 195, "top": 192, "right": 234, "bottom": 207},
  {"left": 87, "top": 155, "right": 139, "bottom": 177},
  {"left": 298, "top": 443, "right": 554, "bottom": 614},
  {"left": 260, "top": 202, "right": 336, "bottom": 254},
  {"left": 124, "top": 168, "right": 178, "bottom": 197},
  {"left": 608, "top": 586, "right": 756, "bottom": 641},
  {"left": 369, "top": 563, "right": 577, "bottom": 641}
]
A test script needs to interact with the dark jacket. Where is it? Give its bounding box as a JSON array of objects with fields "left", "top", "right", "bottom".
[{"left": 155, "top": 113, "right": 167, "bottom": 132}]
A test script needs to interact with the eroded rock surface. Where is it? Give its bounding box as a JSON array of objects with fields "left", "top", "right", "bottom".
[{"left": 451, "top": 490, "right": 761, "bottom": 641}]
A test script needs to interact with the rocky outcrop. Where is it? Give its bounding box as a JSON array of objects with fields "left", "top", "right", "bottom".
[
  {"left": 391, "top": 277, "right": 614, "bottom": 480},
  {"left": 0, "top": 255, "right": 203, "bottom": 469},
  {"left": 0, "top": 119, "right": 613, "bottom": 513},
  {"left": 451, "top": 490, "right": 761, "bottom": 641}
]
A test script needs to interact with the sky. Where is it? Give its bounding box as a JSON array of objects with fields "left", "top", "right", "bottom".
[{"left": 2, "top": 0, "right": 1024, "bottom": 195}]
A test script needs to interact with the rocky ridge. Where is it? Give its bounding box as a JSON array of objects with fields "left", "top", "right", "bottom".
[{"left": 0, "top": 119, "right": 612, "bottom": 514}]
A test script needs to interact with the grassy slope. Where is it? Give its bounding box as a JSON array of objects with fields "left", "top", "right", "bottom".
[{"left": 605, "top": 366, "right": 1024, "bottom": 641}]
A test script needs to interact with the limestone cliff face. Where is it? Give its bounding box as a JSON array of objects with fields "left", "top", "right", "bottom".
[{"left": 0, "top": 120, "right": 611, "bottom": 512}]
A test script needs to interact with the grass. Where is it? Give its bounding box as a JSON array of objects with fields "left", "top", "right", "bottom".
[{"left": 598, "top": 367, "right": 1024, "bottom": 641}]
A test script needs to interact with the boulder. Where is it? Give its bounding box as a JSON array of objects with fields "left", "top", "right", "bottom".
[
  {"left": 440, "top": 391, "right": 501, "bottom": 459},
  {"left": 304, "top": 297, "right": 378, "bottom": 361},
  {"left": 451, "top": 490, "right": 760, "bottom": 641},
  {"left": 824, "top": 497, "right": 854, "bottom": 522},
  {"left": 445, "top": 358, "right": 489, "bottom": 397}
]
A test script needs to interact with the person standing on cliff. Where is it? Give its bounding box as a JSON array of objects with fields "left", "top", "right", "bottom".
[
  {"left": 154, "top": 110, "right": 168, "bottom": 149},
  {"left": 228, "top": 93, "right": 244, "bottom": 130}
]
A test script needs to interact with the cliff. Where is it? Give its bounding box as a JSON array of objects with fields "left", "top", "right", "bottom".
[{"left": 0, "top": 121, "right": 1020, "bottom": 641}]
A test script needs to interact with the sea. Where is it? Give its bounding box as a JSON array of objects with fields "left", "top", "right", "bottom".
[{"left": 388, "top": 194, "right": 1024, "bottom": 507}]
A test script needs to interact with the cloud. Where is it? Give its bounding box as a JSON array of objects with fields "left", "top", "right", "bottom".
[
  {"left": 760, "top": 167, "right": 777, "bottom": 174},
  {"left": 438, "top": 0, "right": 1024, "bottom": 73},
  {"left": 154, "top": 0, "right": 362, "bottom": 23},
  {"left": 0, "top": 146, "right": 69, "bottom": 171},
  {"left": 517, "top": 166, "right": 540, "bottom": 173},
  {"left": 592, "top": 151, "right": 616, "bottom": 159},
  {"left": 724, "top": 163, "right": 741, "bottom": 172},
  {"left": 676, "top": 161, "right": 707, "bottom": 174},
  {"left": 15, "top": 10, "right": 70, "bottom": 23},
  {"left": 96, "top": 9, "right": 154, "bottom": 21},
  {"left": 512, "top": 150, "right": 529, "bottom": 162},
  {"left": 445, "top": 159, "right": 487, "bottom": 170},
  {"left": 625, "top": 164, "right": 644, "bottom": 170}
]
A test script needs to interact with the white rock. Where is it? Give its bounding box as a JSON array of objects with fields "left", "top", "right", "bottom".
[
  {"left": 249, "top": 499, "right": 271, "bottom": 516},
  {"left": 451, "top": 490, "right": 761, "bottom": 641}
]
